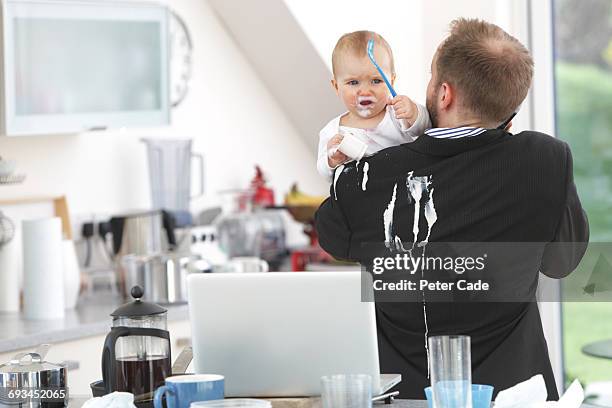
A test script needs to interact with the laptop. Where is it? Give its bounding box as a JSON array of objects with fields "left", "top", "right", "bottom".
[{"left": 187, "top": 271, "right": 401, "bottom": 397}]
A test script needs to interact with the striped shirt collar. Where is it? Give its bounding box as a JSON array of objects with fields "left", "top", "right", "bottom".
[{"left": 424, "top": 126, "right": 487, "bottom": 139}]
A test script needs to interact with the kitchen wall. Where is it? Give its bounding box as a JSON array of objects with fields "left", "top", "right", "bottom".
[
  {"left": 0, "top": 0, "right": 329, "bottom": 235},
  {"left": 285, "top": 0, "right": 427, "bottom": 105}
]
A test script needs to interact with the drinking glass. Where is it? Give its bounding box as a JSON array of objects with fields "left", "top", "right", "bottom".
[
  {"left": 321, "top": 374, "right": 372, "bottom": 408},
  {"left": 429, "top": 335, "right": 472, "bottom": 408}
]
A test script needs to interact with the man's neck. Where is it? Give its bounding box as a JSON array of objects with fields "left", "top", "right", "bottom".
[{"left": 435, "top": 113, "right": 496, "bottom": 129}]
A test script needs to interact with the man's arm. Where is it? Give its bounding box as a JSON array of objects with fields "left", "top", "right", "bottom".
[
  {"left": 540, "top": 143, "right": 589, "bottom": 278},
  {"left": 315, "top": 194, "right": 353, "bottom": 261}
]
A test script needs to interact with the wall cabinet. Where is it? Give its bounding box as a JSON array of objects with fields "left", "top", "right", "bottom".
[{"left": 1, "top": 0, "right": 170, "bottom": 136}]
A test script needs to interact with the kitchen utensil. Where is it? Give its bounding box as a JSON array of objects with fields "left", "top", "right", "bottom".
[
  {"left": 425, "top": 384, "right": 494, "bottom": 408},
  {"left": 429, "top": 335, "right": 472, "bottom": 408},
  {"left": 142, "top": 138, "right": 205, "bottom": 227},
  {"left": 366, "top": 39, "right": 396, "bottom": 97},
  {"left": 321, "top": 374, "right": 373, "bottom": 408},
  {"left": 122, "top": 252, "right": 200, "bottom": 304},
  {"left": 191, "top": 400, "right": 271, "bottom": 408},
  {"left": 171, "top": 347, "right": 193, "bottom": 375},
  {"left": 22, "top": 217, "right": 65, "bottom": 320},
  {"left": 154, "top": 374, "right": 224, "bottom": 408},
  {"left": 0, "top": 345, "right": 68, "bottom": 407},
  {"left": 101, "top": 286, "right": 172, "bottom": 402}
]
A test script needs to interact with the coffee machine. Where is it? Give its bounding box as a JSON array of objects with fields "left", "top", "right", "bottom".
[{"left": 101, "top": 286, "right": 171, "bottom": 402}]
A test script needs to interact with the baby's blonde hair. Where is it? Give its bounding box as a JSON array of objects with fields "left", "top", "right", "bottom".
[{"left": 331, "top": 31, "right": 395, "bottom": 77}]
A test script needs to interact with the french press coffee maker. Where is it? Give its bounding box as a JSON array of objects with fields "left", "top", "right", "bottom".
[{"left": 102, "top": 286, "right": 171, "bottom": 401}]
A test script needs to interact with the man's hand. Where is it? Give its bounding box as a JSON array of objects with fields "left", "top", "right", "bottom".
[
  {"left": 389, "top": 95, "right": 418, "bottom": 126},
  {"left": 327, "top": 134, "right": 349, "bottom": 168}
]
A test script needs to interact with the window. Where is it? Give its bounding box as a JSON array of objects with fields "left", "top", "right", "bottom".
[{"left": 554, "top": 0, "right": 612, "bottom": 390}]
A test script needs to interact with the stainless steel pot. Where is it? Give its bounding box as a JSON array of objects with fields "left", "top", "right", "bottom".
[
  {"left": 122, "top": 252, "right": 207, "bottom": 304},
  {"left": 0, "top": 347, "right": 67, "bottom": 407}
]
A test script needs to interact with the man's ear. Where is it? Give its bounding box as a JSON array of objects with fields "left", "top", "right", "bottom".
[
  {"left": 439, "top": 82, "right": 453, "bottom": 111},
  {"left": 331, "top": 78, "right": 339, "bottom": 95},
  {"left": 390, "top": 73, "right": 397, "bottom": 86}
]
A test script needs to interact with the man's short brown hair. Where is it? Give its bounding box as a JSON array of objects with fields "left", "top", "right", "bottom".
[
  {"left": 435, "top": 18, "right": 534, "bottom": 123},
  {"left": 332, "top": 31, "right": 395, "bottom": 77}
]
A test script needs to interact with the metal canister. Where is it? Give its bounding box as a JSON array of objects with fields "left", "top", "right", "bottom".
[{"left": 0, "top": 351, "right": 67, "bottom": 407}]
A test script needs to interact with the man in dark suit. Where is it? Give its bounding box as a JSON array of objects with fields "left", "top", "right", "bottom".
[{"left": 315, "top": 18, "right": 589, "bottom": 400}]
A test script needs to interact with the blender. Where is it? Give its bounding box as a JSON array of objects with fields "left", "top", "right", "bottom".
[{"left": 142, "top": 138, "right": 205, "bottom": 227}]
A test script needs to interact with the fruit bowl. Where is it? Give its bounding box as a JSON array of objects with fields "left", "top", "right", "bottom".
[
  {"left": 285, "top": 204, "right": 321, "bottom": 224},
  {"left": 284, "top": 183, "right": 325, "bottom": 224}
]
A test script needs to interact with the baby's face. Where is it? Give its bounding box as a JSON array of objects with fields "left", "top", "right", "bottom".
[{"left": 332, "top": 49, "right": 394, "bottom": 120}]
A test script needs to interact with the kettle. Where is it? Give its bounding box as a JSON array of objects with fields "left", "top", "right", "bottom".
[
  {"left": 101, "top": 210, "right": 177, "bottom": 296},
  {"left": 107, "top": 209, "right": 177, "bottom": 257},
  {"left": 101, "top": 286, "right": 171, "bottom": 402}
]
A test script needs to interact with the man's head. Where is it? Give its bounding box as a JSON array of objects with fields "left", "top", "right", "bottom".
[
  {"left": 426, "top": 18, "right": 534, "bottom": 128},
  {"left": 331, "top": 31, "right": 395, "bottom": 119}
]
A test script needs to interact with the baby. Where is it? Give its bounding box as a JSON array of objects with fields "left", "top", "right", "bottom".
[{"left": 317, "top": 31, "right": 431, "bottom": 178}]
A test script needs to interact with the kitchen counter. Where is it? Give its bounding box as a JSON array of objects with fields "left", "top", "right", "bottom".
[
  {"left": 65, "top": 397, "right": 429, "bottom": 408},
  {"left": 0, "top": 292, "right": 189, "bottom": 353},
  {"left": 65, "top": 397, "right": 601, "bottom": 408}
]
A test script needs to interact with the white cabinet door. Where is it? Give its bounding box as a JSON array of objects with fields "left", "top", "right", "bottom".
[{"left": 0, "top": 320, "right": 192, "bottom": 396}]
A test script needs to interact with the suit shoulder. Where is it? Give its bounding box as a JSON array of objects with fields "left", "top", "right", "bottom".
[{"left": 512, "top": 131, "right": 569, "bottom": 155}]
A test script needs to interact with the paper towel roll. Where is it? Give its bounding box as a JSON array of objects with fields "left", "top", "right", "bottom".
[
  {"left": 62, "top": 239, "right": 81, "bottom": 309},
  {"left": 22, "top": 217, "right": 65, "bottom": 320},
  {"left": 0, "top": 232, "right": 21, "bottom": 312}
]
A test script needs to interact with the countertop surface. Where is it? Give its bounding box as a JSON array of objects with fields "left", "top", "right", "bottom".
[
  {"left": 66, "top": 397, "right": 428, "bottom": 408},
  {"left": 0, "top": 292, "right": 189, "bottom": 353},
  {"left": 65, "top": 397, "right": 603, "bottom": 408}
]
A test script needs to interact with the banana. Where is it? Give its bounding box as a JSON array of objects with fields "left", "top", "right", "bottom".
[{"left": 285, "top": 183, "right": 325, "bottom": 207}]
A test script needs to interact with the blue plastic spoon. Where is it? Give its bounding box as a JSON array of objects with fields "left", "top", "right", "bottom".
[{"left": 367, "top": 39, "right": 397, "bottom": 97}]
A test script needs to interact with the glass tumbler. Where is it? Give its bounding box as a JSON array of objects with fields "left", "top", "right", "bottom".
[
  {"left": 429, "top": 335, "right": 472, "bottom": 408},
  {"left": 321, "top": 374, "right": 372, "bottom": 408}
]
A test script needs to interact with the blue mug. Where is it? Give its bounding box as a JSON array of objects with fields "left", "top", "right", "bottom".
[
  {"left": 154, "top": 374, "right": 224, "bottom": 408},
  {"left": 424, "top": 384, "right": 494, "bottom": 408}
]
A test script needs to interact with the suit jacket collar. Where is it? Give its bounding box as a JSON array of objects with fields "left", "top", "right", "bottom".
[{"left": 404, "top": 129, "right": 511, "bottom": 157}]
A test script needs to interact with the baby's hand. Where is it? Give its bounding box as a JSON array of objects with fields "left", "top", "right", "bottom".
[
  {"left": 389, "top": 95, "right": 418, "bottom": 126},
  {"left": 327, "top": 134, "right": 349, "bottom": 168}
]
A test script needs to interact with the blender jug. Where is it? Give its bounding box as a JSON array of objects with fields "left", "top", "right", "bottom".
[{"left": 142, "top": 138, "right": 204, "bottom": 226}]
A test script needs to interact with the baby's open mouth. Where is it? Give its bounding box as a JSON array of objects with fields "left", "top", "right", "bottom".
[{"left": 359, "top": 100, "right": 373, "bottom": 106}]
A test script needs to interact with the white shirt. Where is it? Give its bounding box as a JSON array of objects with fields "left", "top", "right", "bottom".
[
  {"left": 317, "top": 103, "right": 431, "bottom": 178},
  {"left": 424, "top": 126, "right": 487, "bottom": 139}
]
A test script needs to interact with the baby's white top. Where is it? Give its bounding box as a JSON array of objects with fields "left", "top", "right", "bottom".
[{"left": 317, "top": 103, "right": 431, "bottom": 178}]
